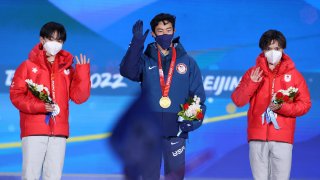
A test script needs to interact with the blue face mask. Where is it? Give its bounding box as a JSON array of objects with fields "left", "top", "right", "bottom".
[{"left": 155, "top": 34, "right": 174, "bottom": 50}]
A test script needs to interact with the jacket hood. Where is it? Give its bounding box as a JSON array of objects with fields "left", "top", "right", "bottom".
[
  {"left": 144, "top": 36, "right": 187, "bottom": 60},
  {"left": 256, "top": 52, "right": 295, "bottom": 76},
  {"left": 28, "top": 43, "right": 73, "bottom": 71}
]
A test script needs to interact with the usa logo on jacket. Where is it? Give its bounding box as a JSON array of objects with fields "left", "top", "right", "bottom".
[
  {"left": 176, "top": 63, "right": 187, "bottom": 74},
  {"left": 284, "top": 74, "right": 291, "bottom": 82}
]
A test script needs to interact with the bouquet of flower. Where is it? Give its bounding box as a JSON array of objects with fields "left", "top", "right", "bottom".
[
  {"left": 25, "top": 79, "right": 53, "bottom": 104},
  {"left": 177, "top": 95, "right": 203, "bottom": 136},
  {"left": 178, "top": 95, "right": 204, "bottom": 121},
  {"left": 272, "top": 86, "right": 298, "bottom": 105},
  {"left": 263, "top": 86, "right": 299, "bottom": 130},
  {"left": 25, "top": 79, "right": 60, "bottom": 124}
]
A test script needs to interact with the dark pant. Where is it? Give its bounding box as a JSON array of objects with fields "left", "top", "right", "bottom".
[{"left": 141, "top": 137, "right": 186, "bottom": 180}]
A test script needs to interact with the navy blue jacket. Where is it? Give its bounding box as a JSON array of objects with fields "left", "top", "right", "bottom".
[{"left": 120, "top": 37, "right": 206, "bottom": 138}]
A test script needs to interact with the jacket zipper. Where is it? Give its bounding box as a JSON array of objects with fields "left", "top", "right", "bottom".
[
  {"left": 48, "top": 61, "right": 54, "bottom": 136},
  {"left": 266, "top": 77, "right": 276, "bottom": 141},
  {"left": 50, "top": 72, "right": 55, "bottom": 136}
]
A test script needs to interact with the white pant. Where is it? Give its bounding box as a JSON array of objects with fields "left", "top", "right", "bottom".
[
  {"left": 249, "top": 141, "right": 293, "bottom": 180},
  {"left": 22, "top": 136, "right": 66, "bottom": 180}
]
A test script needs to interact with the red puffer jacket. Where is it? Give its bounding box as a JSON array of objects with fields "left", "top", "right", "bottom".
[
  {"left": 10, "top": 43, "right": 91, "bottom": 138},
  {"left": 231, "top": 53, "right": 311, "bottom": 144}
]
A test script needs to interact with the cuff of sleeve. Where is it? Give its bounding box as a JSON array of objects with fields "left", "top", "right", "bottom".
[
  {"left": 130, "top": 37, "right": 145, "bottom": 50},
  {"left": 192, "top": 120, "right": 202, "bottom": 131},
  {"left": 33, "top": 101, "right": 47, "bottom": 113},
  {"left": 247, "top": 80, "right": 261, "bottom": 95},
  {"left": 75, "top": 64, "right": 90, "bottom": 80},
  {"left": 275, "top": 103, "right": 288, "bottom": 115}
]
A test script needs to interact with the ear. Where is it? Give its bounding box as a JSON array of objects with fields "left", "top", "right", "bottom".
[
  {"left": 151, "top": 31, "right": 156, "bottom": 38},
  {"left": 40, "top": 37, "right": 45, "bottom": 45}
]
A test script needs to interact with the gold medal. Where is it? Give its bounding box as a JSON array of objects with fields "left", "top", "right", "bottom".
[
  {"left": 157, "top": 48, "right": 176, "bottom": 109},
  {"left": 159, "top": 96, "right": 171, "bottom": 108}
]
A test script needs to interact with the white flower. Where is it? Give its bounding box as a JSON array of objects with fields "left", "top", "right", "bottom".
[
  {"left": 193, "top": 95, "right": 198, "bottom": 102},
  {"left": 193, "top": 95, "right": 201, "bottom": 104},
  {"left": 185, "top": 103, "right": 201, "bottom": 117},
  {"left": 288, "top": 86, "right": 298, "bottom": 93},
  {"left": 191, "top": 109, "right": 198, "bottom": 116},
  {"left": 185, "top": 109, "right": 193, "bottom": 117},
  {"left": 180, "top": 95, "right": 202, "bottom": 119},
  {"left": 278, "top": 87, "right": 298, "bottom": 96},
  {"left": 36, "top": 84, "right": 44, "bottom": 92},
  {"left": 278, "top": 89, "right": 289, "bottom": 96},
  {"left": 196, "top": 98, "right": 201, "bottom": 105},
  {"left": 25, "top": 79, "right": 33, "bottom": 85}
]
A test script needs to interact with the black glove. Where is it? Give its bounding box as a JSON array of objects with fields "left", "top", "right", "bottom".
[
  {"left": 132, "top": 20, "right": 149, "bottom": 42},
  {"left": 179, "top": 120, "right": 194, "bottom": 133}
]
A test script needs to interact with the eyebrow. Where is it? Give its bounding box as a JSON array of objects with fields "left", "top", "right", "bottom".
[{"left": 156, "top": 27, "right": 172, "bottom": 30}]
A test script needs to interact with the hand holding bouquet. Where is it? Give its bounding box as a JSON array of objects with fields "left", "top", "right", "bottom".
[
  {"left": 177, "top": 95, "right": 203, "bottom": 136},
  {"left": 25, "top": 79, "right": 60, "bottom": 124},
  {"left": 263, "top": 86, "right": 299, "bottom": 130}
]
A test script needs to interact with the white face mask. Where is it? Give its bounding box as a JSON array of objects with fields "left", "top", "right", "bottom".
[
  {"left": 43, "top": 41, "right": 63, "bottom": 56},
  {"left": 265, "top": 50, "right": 282, "bottom": 65}
]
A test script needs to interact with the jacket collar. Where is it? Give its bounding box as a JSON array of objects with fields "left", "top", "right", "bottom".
[
  {"left": 28, "top": 43, "right": 73, "bottom": 71},
  {"left": 256, "top": 52, "right": 295, "bottom": 76}
]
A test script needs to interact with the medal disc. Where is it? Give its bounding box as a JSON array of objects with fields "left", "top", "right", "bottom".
[{"left": 159, "top": 96, "right": 171, "bottom": 108}]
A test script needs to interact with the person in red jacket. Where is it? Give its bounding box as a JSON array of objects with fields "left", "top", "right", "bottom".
[
  {"left": 10, "top": 22, "right": 91, "bottom": 180},
  {"left": 231, "top": 30, "right": 311, "bottom": 180}
]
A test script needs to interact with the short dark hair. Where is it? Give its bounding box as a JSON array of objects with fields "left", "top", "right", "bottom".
[
  {"left": 40, "top": 22, "right": 67, "bottom": 42},
  {"left": 259, "top": 30, "right": 286, "bottom": 50},
  {"left": 150, "top": 13, "right": 176, "bottom": 33}
]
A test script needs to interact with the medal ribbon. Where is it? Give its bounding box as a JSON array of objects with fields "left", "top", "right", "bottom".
[
  {"left": 46, "top": 73, "right": 56, "bottom": 125},
  {"left": 51, "top": 73, "right": 56, "bottom": 102},
  {"left": 157, "top": 47, "right": 177, "bottom": 97}
]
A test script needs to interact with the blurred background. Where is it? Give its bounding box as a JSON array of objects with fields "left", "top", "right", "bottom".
[{"left": 0, "top": 0, "right": 319, "bottom": 179}]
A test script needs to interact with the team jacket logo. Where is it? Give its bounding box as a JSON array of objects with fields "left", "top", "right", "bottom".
[
  {"left": 148, "top": 66, "right": 157, "bottom": 70},
  {"left": 32, "top": 67, "right": 38, "bottom": 74},
  {"left": 284, "top": 74, "right": 291, "bottom": 82},
  {"left": 176, "top": 63, "right": 187, "bottom": 74},
  {"left": 64, "top": 69, "right": 70, "bottom": 75},
  {"left": 172, "top": 145, "right": 185, "bottom": 157}
]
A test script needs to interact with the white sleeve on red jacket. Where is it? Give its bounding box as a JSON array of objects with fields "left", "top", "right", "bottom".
[
  {"left": 69, "top": 64, "right": 91, "bottom": 104},
  {"left": 9, "top": 61, "right": 47, "bottom": 114},
  {"left": 276, "top": 71, "right": 311, "bottom": 117},
  {"left": 231, "top": 67, "right": 262, "bottom": 107}
]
